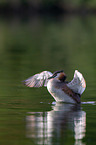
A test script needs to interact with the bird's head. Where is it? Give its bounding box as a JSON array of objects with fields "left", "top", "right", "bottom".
[{"left": 48, "top": 70, "right": 67, "bottom": 82}]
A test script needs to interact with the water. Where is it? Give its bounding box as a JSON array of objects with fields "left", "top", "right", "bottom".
[
  {"left": 26, "top": 103, "right": 86, "bottom": 145},
  {"left": 0, "top": 15, "right": 96, "bottom": 145}
]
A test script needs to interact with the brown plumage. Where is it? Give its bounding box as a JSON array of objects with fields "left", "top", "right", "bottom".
[
  {"left": 58, "top": 72, "right": 67, "bottom": 82},
  {"left": 52, "top": 79, "right": 81, "bottom": 103},
  {"left": 62, "top": 85, "right": 81, "bottom": 103}
]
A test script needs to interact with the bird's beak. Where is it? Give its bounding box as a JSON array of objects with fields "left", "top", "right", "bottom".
[{"left": 48, "top": 75, "right": 55, "bottom": 79}]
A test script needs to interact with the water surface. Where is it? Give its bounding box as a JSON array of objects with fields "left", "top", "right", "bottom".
[{"left": 0, "top": 15, "right": 96, "bottom": 145}]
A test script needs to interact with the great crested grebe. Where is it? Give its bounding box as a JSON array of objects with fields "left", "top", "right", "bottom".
[{"left": 23, "top": 70, "right": 86, "bottom": 104}]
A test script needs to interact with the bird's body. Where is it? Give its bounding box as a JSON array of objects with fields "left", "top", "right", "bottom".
[
  {"left": 23, "top": 70, "right": 86, "bottom": 104},
  {"left": 47, "top": 78, "right": 80, "bottom": 103}
]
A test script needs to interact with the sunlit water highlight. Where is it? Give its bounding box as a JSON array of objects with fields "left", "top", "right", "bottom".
[{"left": 81, "top": 101, "right": 96, "bottom": 105}]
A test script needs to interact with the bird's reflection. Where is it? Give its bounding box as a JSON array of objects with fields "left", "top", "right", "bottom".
[{"left": 26, "top": 103, "right": 86, "bottom": 145}]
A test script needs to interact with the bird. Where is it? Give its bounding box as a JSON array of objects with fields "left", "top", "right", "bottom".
[{"left": 23, "top": 70, "right": 86, "bottom": 104}]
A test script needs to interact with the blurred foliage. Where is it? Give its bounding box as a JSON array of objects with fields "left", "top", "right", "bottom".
[{"left": 0, "top": 0, "right": 96, "bottom": 13}]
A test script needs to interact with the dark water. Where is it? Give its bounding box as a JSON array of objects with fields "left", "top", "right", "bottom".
[{"left": 0, "top": 15, "right": 96, "bottom": 145}]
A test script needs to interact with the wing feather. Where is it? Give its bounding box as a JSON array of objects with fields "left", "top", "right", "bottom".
[
  {"left": 67, "top": 70, "right": 86, "bottom": 95},
  {"left": 23, "top": 71, "right": 53, "bottom": 88}
]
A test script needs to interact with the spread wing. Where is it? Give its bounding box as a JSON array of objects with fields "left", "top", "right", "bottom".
[
  {"left": 67, "top": 70, "right": 86, "bottom": 95},
  {"left": 23, "top": 71, "right": 53, "bottom": 88}
]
